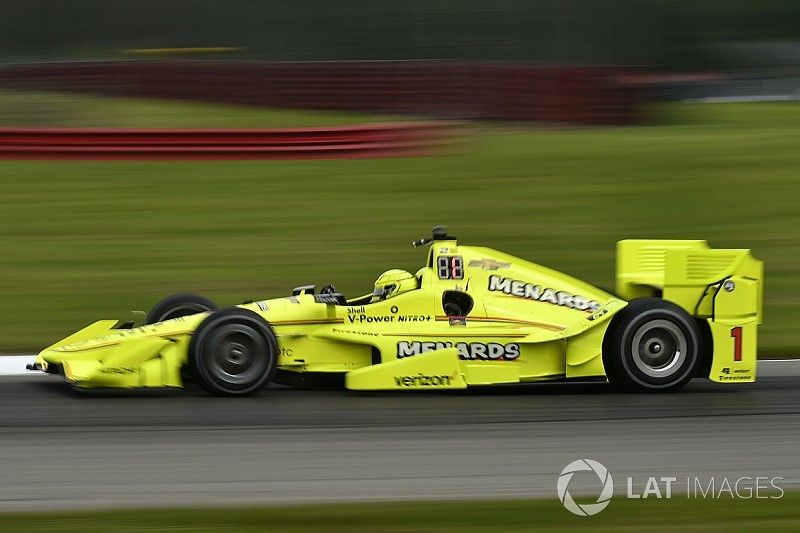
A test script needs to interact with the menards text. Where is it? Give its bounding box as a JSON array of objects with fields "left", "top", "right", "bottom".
[
  {"left": 397, "top": 341, "right": 520, "bottom": 360},
  {"left": 488, "top": 275, "right": 601, "bottom": 311}
]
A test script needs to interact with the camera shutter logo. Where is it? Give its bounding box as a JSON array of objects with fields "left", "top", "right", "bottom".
[{"left": 557, "top": 459, "right": 614, "bottom": 516}]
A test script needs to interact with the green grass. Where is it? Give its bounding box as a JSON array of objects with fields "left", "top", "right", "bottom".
[
  {"left": 0, "top": 96, "right": 798, "bottom": 355},
  {"left": 1, "top": 495, "right": 799, "bottom": 532},
  {"left": 0, "top": 89, "right": 393, "bottom": 127}
]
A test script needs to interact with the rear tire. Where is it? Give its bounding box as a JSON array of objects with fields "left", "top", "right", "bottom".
[
  {"left": 603, "top": 298, "right": 701, "bottom": 392},
  {"left": 145, "top": 293, "right": 217, "bottom": 324},
  {"left": 189, "top": 308, "right": 277, "bottom": 396}
]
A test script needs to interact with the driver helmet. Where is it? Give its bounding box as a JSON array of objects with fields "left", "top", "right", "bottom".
[{"left": 371, "top": 269, "right": 418, "bottom": 302}]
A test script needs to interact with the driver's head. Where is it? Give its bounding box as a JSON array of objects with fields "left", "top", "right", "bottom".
[{"left": 371, "top": 269, "right": 418, "bottom": 302}]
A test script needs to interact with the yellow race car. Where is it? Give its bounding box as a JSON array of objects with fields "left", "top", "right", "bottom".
[{"left": 29, "top": 226, "right": 763, "bottom": 395}]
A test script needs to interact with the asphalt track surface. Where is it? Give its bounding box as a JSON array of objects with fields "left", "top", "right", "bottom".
[{"left": 0, "top": 361, "right": 799, "bottom": 511}]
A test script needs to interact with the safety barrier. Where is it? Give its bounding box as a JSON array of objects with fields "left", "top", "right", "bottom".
[{"left": 0, "top": 123, "right": 456, "bottom": 159}]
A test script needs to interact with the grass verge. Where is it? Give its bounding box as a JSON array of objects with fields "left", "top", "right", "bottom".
[
  {"left": 0, "top": 96, "right": 797, "bottom": 355},
  {"left": 0, "top": 89, "right": 395, "bottom": 127},
  {"left": 1, "top": 495, "right": 798, "bottom": 532}
]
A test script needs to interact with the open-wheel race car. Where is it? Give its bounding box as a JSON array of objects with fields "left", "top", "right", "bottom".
[{"left": 29, "top": 226, "right": 763, "bottom": 395}]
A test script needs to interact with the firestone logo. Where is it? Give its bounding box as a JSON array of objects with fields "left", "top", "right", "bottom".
[{"left": 556, "top": 459, "right": 614, "bottom": 516}]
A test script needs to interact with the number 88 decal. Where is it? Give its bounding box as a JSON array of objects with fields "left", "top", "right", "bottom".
[{"left": 438, "top": 256, "right": 464, "bottom": 280}]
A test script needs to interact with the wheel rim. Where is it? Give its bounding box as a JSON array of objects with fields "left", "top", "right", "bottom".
[
  {"left": 157, "top": 304, "right": 212, "bottom": 322},
  {"left": 204, "top": 323, "right": 268, "bottom": 386},
  {"left": 630, "top": 319, "right": 687, "bottom": 379}
]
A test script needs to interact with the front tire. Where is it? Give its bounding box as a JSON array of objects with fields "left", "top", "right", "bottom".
[
  {"left": 603, "top": 298, "right": 701, "bottom": 392},
  {"left": 145, "top": 293, "right": 217, "bottom": 324},
  {"left": 189, "top": 308, "right": 277, "bottom": 396}
]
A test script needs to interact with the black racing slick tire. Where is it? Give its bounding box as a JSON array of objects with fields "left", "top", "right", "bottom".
[
  {"left": 603, "top": 298, "right": 702, "bottom": 392},
  {"left": 145, "top": 293, "right": 218, "bottom": 324},
  {"left": 189, "top": 308, "right": 278, "bottom": 396}
]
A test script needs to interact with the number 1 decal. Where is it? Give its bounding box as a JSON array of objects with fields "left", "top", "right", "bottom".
[{"left": 731, "top": 326, "right": 743, "bottom": 362}]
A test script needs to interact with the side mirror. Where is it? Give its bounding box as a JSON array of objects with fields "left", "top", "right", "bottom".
[{"left": 292, "top": 285, "right": 316, "bottom": 296}]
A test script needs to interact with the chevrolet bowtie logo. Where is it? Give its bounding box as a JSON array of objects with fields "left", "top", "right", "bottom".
[{"left": 468, "top": 258, "right": 510, "bottom": 270}]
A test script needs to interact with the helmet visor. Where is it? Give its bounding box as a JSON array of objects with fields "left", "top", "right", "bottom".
[{"left": 372, "top": 283, "right": 397, "bottom": 299}]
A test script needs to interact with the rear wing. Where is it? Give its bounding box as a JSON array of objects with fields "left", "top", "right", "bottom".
[
  {"left": 616, "top": 240, "right": 763, "bottom": 382},
  {"left": 616, "top": 240, "right": 762, "bottom": 322}
]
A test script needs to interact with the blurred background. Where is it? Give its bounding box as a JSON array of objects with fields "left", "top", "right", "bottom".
[
  {"left": 1, "top": 2, "right": 800, "bottom": 530},
  {"left": 0, "top": 0, "right": 798, "bottom": 355}
]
